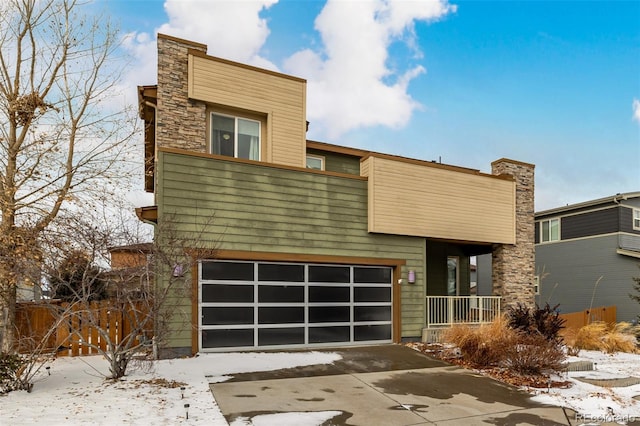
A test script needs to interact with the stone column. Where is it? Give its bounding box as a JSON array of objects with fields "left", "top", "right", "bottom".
[
  {"left": 491, "top": 159, "right": 535, "bottom": 310},
  {"left": 156, "top": 34, "right": 208, "bottom": 151}
]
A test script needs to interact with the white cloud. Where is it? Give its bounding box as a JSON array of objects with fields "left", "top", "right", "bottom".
[
  {"left": 633, "top": 98, "right": 640, "bottom": 123},
  {"left": 283, "top": 0, "right": 456, "bottom": 140},
  {"left": 120, "top": 31, "right": 158, "bottom": 94},
  {"left": 121, "top": 0, "right": 279, "bottom": 85},
  {"left": 158, "top": 0, "right": 279, "bottom": 69},
  {"left": 122, "top": 0, "right": 456, "bottom": 140}
]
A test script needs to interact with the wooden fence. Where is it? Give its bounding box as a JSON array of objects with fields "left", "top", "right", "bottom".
[
  {"left": 15, "top": 300, "right": 153, "bottom": 357},
  {"left": 559, "top": 305, "right": 617, "bottom": 331}
]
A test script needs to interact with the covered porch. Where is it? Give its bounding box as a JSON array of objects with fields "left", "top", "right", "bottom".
[
  {"left": 422, "top": 295, "right": 502, "bottom": 342},
  {"left": 421, "top": 240, "right": 502, "bottom": 342},
  {"left": 425, "top": 295, "right": 501, "bottom": 327}
]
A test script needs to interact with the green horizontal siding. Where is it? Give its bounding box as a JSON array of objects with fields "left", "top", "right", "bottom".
[
  {"left": 307, "top": 148, "right": 361, "bottom": 175},
  {"left": 157, "top": 151, "right": 427, "bottom": 346}
]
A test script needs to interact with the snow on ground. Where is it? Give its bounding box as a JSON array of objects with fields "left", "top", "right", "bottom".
[
  {"left": 0, "top": 351, "right": 341, "bottom": 425},
  {"left": 531, "top": 350, "right": 640, "bottom": 423},
  {"left": 1, "top": 349, "right": 639, "bottom": 425}
]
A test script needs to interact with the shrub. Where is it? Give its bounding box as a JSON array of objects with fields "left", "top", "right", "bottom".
[
  {"left": 0, "top": 352, "right": 27, "bottom": 394},
  {"left": 507, "top": 303, "right": 565, "bottom": 342},
  {"left": 565, "top": 322, "right": 639, "bottom": 354},
  {"left": 443, "top": 315, "right": 567, "bottom": 375},
  {"left": 603, "top": 323, "right": 638, "bottom": 353},
  {"left": 49, "top": 250, "right": 107, "bottom": 302},
  {"left": 507, "top": 304, "right": 532, "bottom": 333},
  {"left": 565, "top": 321, "right": 607, "bottom": 351},
  {"left": 500, "top": 333, "right": 566, "bottom": 375},
  {"left": 443, "top": 316, "right": 516, "bottom": 368},
  {"left": 563, "top": 336, "right": 581, "bottom": 356}
]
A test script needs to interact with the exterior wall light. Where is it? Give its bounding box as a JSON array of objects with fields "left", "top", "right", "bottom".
[
  {"left": 408, "top": 269, "right": 416, "bottom": 284},
  {"left": 173, "top": 264, "right": 184, "bottom": 277}
]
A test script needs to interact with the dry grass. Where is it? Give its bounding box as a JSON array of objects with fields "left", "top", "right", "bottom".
[
  {"left": 563, "top": 322, "right": 608, "bottom": 351},
  {"left": 442, "top": 315, "right": 566, "bottom": 374},
  {"left": 563, "top": 322, "right": 639, "bottom": 354},
  {"left": 603, "top": 323, "right": 639, "bottom": 353},
  {"left": 442, "top": 315, "right": 513, "bottom": 367}
]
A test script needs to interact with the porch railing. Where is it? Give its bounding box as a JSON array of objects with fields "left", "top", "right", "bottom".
[{"left": 425, "top": 296, "right": 501, "bottom": 328}]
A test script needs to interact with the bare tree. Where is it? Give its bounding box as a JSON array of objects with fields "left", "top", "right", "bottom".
[
  {"left": 40, "top": 210, "right": 213, "bottom": 380},
  {"left": 6, "top": 300, "right": 73, "bottom": 393},
  {"left": 0, "top": 0, "right": 137, "bottom": 351}
]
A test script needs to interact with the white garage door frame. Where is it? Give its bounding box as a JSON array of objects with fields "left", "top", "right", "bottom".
[{"left": 198, "top": 259, "right": 394, "bottom": 352}]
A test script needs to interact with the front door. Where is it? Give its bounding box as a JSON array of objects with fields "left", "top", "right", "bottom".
[{"left": 447, "top": 256, "right": 459, "bottom": 296}]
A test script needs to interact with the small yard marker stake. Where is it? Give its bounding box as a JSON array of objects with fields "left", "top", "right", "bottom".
[
  {"left": 184, "top": 403, "right": 190, "bottom": 420},
  {"left": 181, "top": 386, "right": 185, "bottom": 399},
  {"left": 46, "top": 366, "right": 50, "bottom": 376}
]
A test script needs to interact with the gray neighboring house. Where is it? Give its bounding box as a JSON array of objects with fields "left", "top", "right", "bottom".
[
  {"left": 476, "top": 192, "right": 640, "bottom": 322},
  {"left": 534, "top": 192, "right": 640, "bottom": 322}
]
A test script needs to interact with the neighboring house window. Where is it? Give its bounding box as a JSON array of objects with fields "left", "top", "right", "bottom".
[
  {"left": 211, "top": 113, "right": 260, "bottom": 160},
  {"left": 534, "top": 275, "right": 540, "bottom": 295},
  {"left": 306, "top": 154, "right": 324, "bottom": 170},
  {"left": 634, "top": 209, "right": 640, "bottom": 230},
  {"left": 540, "top": 218, "right": 560, "bottom": 242}
]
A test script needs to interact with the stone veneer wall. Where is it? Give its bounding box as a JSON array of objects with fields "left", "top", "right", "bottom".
[
  {"left": 491, "top": 159, "right": 535, "bottom": 310},
  {"left": 156, "top": 34, "right": 207, "bottom": 151}
]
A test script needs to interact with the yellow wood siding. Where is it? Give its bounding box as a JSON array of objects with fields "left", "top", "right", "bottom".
[
  {"left": 361, "top": 156, "right": 516, "bottom": 244},
  {"left": 188, "top": 54, "right": 306, "bottom": 168}
]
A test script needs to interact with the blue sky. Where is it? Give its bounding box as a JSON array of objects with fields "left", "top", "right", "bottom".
[{"left": 103, "top": 0, "right": 640, "bottom": 211}]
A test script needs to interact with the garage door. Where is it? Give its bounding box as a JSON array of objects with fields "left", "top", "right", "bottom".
[{"left": 199, "top": 260, "right": 393, "bottom": 351}]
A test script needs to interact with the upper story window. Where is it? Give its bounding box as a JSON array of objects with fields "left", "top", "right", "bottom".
[
  {"left": 211, "top": 113, "right": 260, "bottom": 161},
  {"left": 306, "top": 154, "right": 324, "bottom": 170},
  {"left": 540, "top": 218, "right": 560, "bottom": 242},
  {"left": 634, "top": 209, "right": 640, "bottom": 230}
]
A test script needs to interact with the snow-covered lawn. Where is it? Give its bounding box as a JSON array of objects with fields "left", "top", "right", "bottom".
[
  {"left": 0, "top": 352, "right": 341, "bottom": 425},
  {"left": 532, "top": 350, "right": 640, "bottom": 423},
  {"left": 1, "top": 349, "right": 639, "bottom": 425}
]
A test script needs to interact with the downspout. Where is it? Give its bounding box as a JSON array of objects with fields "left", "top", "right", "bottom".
[
  {"left": 136, "top": 215, "right": 160, "bottom": 360},
  {"left": 142, "top": 100, "right": 158, "bottom": 359},
  {"left": 144, "top": 100, "right": 158, "bottom": 203}
]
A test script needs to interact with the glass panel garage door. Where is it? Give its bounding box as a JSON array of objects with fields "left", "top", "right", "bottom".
[{"left": 199, "top": 260, "right": 393, "bottom": 351}]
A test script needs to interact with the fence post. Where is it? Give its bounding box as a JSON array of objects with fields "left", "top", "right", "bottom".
[
  {"left": 89, "top": 301, "right": 99, "bottom": 355},
  {"left": 99, "top": 303, "right": 108, "bottom": 352},
  {"left": 70, "top": 304, "right": 80, "bottom": 357}
]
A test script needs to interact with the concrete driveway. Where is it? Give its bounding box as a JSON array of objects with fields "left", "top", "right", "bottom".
[{"left": 209, "top": 345, "right": 576, "bottom": 425}]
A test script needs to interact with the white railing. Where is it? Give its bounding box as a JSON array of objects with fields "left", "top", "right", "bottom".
[{"left": 425, "top": 296, "right": 501, "bottom": 328}]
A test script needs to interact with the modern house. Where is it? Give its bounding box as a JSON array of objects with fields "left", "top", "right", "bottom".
[
  {"left": 136, "top": 34, "right": 536, "bottom": 357},
  {"left": 534, "top": 192, "right": 640, "bottom": 322}
]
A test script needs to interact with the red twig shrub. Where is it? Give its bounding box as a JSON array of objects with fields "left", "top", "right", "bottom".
[{"left": 500, "top": 334, "right": 566, "bottom": 375}]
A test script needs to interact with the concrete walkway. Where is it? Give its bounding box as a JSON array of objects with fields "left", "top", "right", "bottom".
[{"left": 210, "top": 345, "right": 578, "bottom": 425}]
